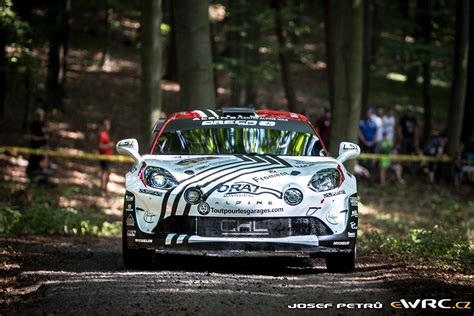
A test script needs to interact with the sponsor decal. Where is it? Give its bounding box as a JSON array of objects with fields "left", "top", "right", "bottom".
[
  {"left": 118, "top": 140, "right": 135, "bottom": 148},
  {"left": 350, "top": 210, "right": 358, "bottom": 218},
  {"left": 127, "top": 230, "right": 136, "bottom": 237},
  {"left": 349, "top": 196, "right": 358, "bottom": 206},
  {"left": 210, "top": 207, "right": 285, "bottom": 216},
  {"left": 176, "top": 157, "right": 218, "bottom": 167},
  {"left": 202, "top": 120, "right": 276, "bottom": 127},
  {"left": 193, "top": 116, "right": 289, "bottom": 122},
  {"left": 139, "top": 188, "right": 163, "bottom": 197},
  {"left": 135, "top": 239, "right": 153, "bottom": 243},
  {"left": 342, "top": 143, "right": 358, "bottom": 151},
  {"left": 126, "top": 214, "right": 134, "bottom": 226},
  {"left": 252, "top": 170, "right": 289, "bottom": 183},
  {"left": 220, "top": 219, "right": 269, "bottom": 235},
  {"left": 197, "top": 202, "right": 211, "bottom": 215},
  {"left": 323, "top": 190, "right": 346, "bottom": 198},
  {"left": 217, "top": 181, "right": 282, "bottom": 198},
  {"left": 306, "top": 207, "right": 321, "bottom": 216},
  {"left": 390, "top": 299, "right": 471, "bottom": 310},
  {"left": 348, "top": 232, "right": 356, "bottom": 238},
  {"left": 333, "top": 241, "right": 350, "bottom": 246},
  {"left": 143, "top": 211, "right": 156, "bottom": 223},
  {"left": 126, "top": 203, "right": 134, "bottom": 212},
  {"left": 125, "top": 195, "right": 134, "bottom": 202},
  {"left": 291, "top": 159, "right": 319, "bottom": 168},
  {"left": 350, "top": 222, "right": 358, "bottom": 230}
]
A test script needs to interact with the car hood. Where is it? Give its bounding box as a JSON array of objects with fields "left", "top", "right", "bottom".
[{"left": 140, "top": 154, "right": 340, "bottom": 189}]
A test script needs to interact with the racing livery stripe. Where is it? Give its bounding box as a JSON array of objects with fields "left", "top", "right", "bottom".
[
  {"left": 183, "top": 235, "right": 191, "bottom": 243},
  {"left": 165, "top": 233, "right": 176, "bottom": 245},
  {"left": 158, "top": 155, "right": 252, "bottom": 221},
  {"left": 268, "top": 155, "right": 292, "bottom": 167},
  {"left": 207, "top": 109, "right": 219, "bottom": 118},
  {"left": 168, "top": 156, "right": 264, "bottom": 217},
  {"left": 194, "top": 110, "right": 207, "bottom": 117},
  {"left": 171, "top": 234, "right": 179, "bottom": 245},
  {"left": 176, "top": 234, "right": 187, "bottom": 244}
]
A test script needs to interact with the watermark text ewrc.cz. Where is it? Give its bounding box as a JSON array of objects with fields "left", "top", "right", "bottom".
[{"left": 288, "top": 299, "right": 471, "bottom": 310}]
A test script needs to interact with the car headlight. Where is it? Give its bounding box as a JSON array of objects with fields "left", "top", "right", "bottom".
[
  {"left": 308, "top": 168, "right": 340, "bottom": 192},
  {"left": 143, "top": 167, "right": 178, "bottom": 190}
]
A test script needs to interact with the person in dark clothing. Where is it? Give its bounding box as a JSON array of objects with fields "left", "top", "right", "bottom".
[
  {"left": 398, "top": 105, "right": 419, "bottom": 154},
  {"left": 423, "top": 129, "right": 444, "bottom": 184},
  {"left": 26, "top": 108, "right": 50, "bottom": 182},
  {"left": 316, "top": 106, "right": 331, "bottom": 149}
]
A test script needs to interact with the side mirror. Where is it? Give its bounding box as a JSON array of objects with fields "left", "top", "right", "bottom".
[
  {"left": 116, "top": 138, "right": 142, "bottom": 163},
  {"left": 337, "top": 142, "right": 360, "bottom": 163}
]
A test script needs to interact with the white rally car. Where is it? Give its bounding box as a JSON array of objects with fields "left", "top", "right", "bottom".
[{"left": 117, "top": 108, "right": 360, "bottom": 272}]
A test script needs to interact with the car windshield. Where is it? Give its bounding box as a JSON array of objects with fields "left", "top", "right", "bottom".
[{"left": 153, "top": 127, "right": 325, "bottom": 156}]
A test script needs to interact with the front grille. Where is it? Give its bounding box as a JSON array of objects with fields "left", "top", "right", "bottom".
[{"left": 154, "top": 216, "right": 333, "bottom": 237}]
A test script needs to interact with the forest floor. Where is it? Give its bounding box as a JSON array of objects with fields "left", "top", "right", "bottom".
[{"left": 0, "top": 13, "right": 472, "bottom": 315}]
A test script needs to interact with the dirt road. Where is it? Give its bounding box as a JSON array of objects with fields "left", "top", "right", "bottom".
[{"left": 0, "top": 236, "right": 472, "bottom": 315}]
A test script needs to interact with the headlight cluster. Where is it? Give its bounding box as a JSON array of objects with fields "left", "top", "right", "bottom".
[
  {"left": 143, "top": 167, "right": 178, "bottom": 190},
  {"left": 308, "top": 168, "right": 340, "bottom": 192}
]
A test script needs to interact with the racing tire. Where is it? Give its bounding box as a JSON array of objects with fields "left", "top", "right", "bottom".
[{"left": 325, "top": 248, "right": 356, "bottom": 273}]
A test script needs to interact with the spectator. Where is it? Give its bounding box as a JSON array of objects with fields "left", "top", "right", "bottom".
[
  {"left": 398, "top": 105, "right": 418, "bottom": 154},
  {"left": 359, "top": 108, "right": 377, "bottom": 154},
  {"left": 423, "top": 129, "right": 444, "bottom": 184},
  {"left": 379, "top": 131, "right": 405, "bottom": 185},
  {"left": 382, "top": 109, "right": 396, "bottom": 144},
  {"left": 26, "top": 108, "right": 50, "bottom": 183},
  {"left": 316, "top": 106, "right": 331, "bottom": 148},
  {"left": 371, "top": 107, "right": 384, "bottom": 151},
  {"left": 461, "top": 138, "right": 474, "bottom": 184},
  {"left": 98, "top": 118, "right": 114, "bottom": 194}
]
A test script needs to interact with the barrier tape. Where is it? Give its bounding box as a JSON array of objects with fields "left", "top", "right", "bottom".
[{"left": 0, "top": 146, "right": 458, "bottom": 163}]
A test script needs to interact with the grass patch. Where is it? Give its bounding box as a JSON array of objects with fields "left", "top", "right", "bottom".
[
  {"left": 0, "top": 185, "right": 121, "bottom": 237},
  {"left": 358, "top": 183, "right": 474, "bottom": 273}
]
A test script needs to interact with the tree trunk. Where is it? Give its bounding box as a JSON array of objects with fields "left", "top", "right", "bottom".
[
  {"left": 326, "top": 0, "right": 364, "bottom": 167},
  {"left": 163, "top": 0, "right": 178, "bottom": 81},
  {"left": 99, "top": 7, "right": 112, "bottom": 69},
  {"left": 244, "top": 18, "right": 260, "bottom": 107},
  {"left": 361, "top": 0, "right": 373, "bottom": 114},
  {"left": 229, "top": 0, "right": 245, "bottom": 107},
  {"left": 174, "top": 0, "right": 216, "bottom": 110},
  {"left": 140, "top": 0, "right": 163, "bottom": 148},
  {"left": 446, "top": 0, "right": 470, "bottom": 178},
  {"left": 274, "top": 0, "right": 298, "bottom": 113},
  {"left": 324, "top": 0, "right": 335, "bottom": 108},
  {"left": 461, "top": 0, "right": 474, "bottom": 146},
  {"left": 419, "top": 0, "right": 432, "bottom": 142},
  {"left": 0, "top": 27, "right": 6, "bottom": 121},
  {"left": 45, "top": 1, "right": 65, "bottom": 111}
]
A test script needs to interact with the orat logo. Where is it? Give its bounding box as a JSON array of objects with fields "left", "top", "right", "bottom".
[{"left": 217, "top": 182, "right": 282, "bottom": 198}]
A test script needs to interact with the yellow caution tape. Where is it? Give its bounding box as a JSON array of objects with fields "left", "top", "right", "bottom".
[
  {"left": 0, "top": 146, "right": 456, "bottom": 163},
  {"left": 359, "top": 153, "right": 452, "bottom": 162},
  {"left": 0, "top": 146, "right": 134, "bottom": 163}
]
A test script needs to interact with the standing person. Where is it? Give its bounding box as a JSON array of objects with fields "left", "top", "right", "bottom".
[
  {"left": 359, "top": 108, "right": 377, "bottom": 154},
  {"left": 382, "top": 109, "right": 396, "bottom": 144},
  {"left": 398, "top": 105, "right": 418, "bottom": 154},
  {"left": 371, "top": 107, "right": 384, "bottom": 151},
  {"left": 98, "top": 118, "right": 114, "bottom": 194},
  {"left": 316, "top": 106, "right": 331, "bottom": 149},
  {"left": 423, "top": 129, "right": 444, "bottom": 184},
  {"left": 379, "top": 131, "right": 405, "bottom": 185},
  {"left": 26, "top": 108, "right": 50, "bottom": 183}
]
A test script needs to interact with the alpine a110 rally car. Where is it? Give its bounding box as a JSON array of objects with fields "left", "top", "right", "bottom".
[{"left": 117, "top": 108, "right": 360, "bottom": 272}]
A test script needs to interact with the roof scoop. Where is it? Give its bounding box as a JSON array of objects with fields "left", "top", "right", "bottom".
[{"left": 220, "top": 107, "right": 256, "bottom": 117}]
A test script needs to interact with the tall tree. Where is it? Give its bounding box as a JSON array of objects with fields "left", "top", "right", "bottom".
[
  {"left": 361, "top": 0, "right": 373, "bottom": 114},
  {"left": 274, "top": 0, "right": 298, "bottom": 112},
  {"left": 174, "top": 0, "right": 215, "bottom": 110},
  {"left": 461, "top": 1, "right": 474, "bottom": 146},
  {"left": 446, "top": 0, "right": 470, "bottom": 175},
  {"left": 140, "top": 0, "right": 162, "bottom": 148},
  {"left": 418, "top": 0, "right": 432, "bottom": 142},
  {"left": 228, "top": 0, "right": 245, "bottom": 107},
  {"left": 326, "top": 0, "right": 364, "bottom": 163},
  {"left": 0, "top": 23, "right": 5, "bottom": 120}
]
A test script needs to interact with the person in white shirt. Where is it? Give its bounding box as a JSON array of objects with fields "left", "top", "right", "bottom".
[
  {"left": 370, "top": 107, "right": 383, "bottom": 152},
  {"left": 382, "top": 109, "right": 396, "bottom": 144}
]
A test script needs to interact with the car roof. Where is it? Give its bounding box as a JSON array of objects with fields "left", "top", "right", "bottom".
[{"left": 169, "top": 108, "right": 309, "bottom": 122}]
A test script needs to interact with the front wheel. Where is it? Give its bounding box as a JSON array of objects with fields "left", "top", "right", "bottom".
[{"left": 325, "top": 249, "right": 356, "bottom": 273}]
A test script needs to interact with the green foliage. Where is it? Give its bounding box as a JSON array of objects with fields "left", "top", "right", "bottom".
[
  {"left": 359, "top": 184, "right": 474, "bottom": 273},
  {"left": 0, "top": 197, "right": 120, "bottom": 237}
]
